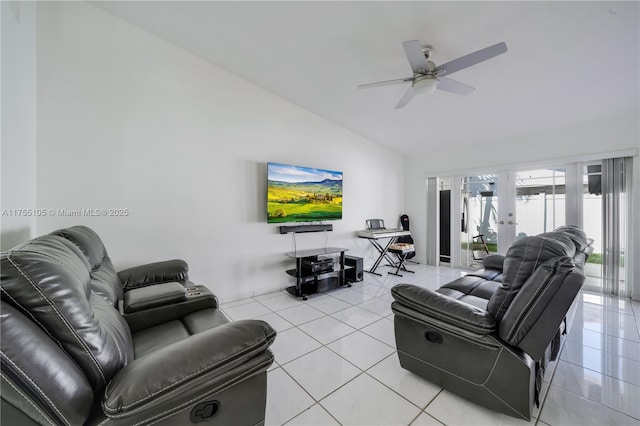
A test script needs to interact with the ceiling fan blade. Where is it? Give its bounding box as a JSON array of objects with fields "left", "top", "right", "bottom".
[
  {"left": 357, "top": 77, "right": 413, "bottom": 89},
  {"left": 437, "top": 77, "right": 475, "bottom": 95},
  {"left": 395, "top": 86, "right": 415, "bottom": 109},
  {"left": 402, "top": 40, "right": 430, "bottom": 73},
  {"left": 435, "top": 42, "right": 507, "bottom": 77}
]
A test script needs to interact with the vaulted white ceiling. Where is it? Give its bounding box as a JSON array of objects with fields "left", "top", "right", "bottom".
[{"left": 92, "top": 1, "right": 639, "bottom": 156}]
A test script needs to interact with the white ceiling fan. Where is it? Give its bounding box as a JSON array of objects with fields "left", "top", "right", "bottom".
[{"left": 358, "top": 40, "right": 508, "bottom": 109}]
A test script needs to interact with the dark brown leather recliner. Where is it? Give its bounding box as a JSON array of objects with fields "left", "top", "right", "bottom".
[
  {"left": 391, "top": 226, "right": 592, "bottom": 420},
  {"left": 1, "top": 226, "right": 276, "bottom": 425}
]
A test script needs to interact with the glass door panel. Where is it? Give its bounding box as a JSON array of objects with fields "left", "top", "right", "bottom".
[
  {"left": 432, "top": 158, "right": 629, "bottom": 299},
  {"left": 460, "top": 175, "right": 498, "bottom": 267},
  {"left": 514, "top": 168, "right": 566, "bottom": 239},
  {"left": 585, "top": 158, "right": 630, "bottom": 297},
  {"left": 583, "top": 163, "right": 603, "bottom": 289}
]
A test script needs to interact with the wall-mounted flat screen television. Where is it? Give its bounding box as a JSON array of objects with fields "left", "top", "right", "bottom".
[{"left": 267, "top": 162, "right": 343, "bottom": 223}]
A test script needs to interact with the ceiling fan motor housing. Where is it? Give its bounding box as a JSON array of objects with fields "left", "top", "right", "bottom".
[{"left": 415, "top": 60, "right": 437, "bottom": 75}]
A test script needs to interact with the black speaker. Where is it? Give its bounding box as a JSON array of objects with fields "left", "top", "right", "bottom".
[
  {"left": 345, "top": 255, "right": 363, "bottom": 283},
  {"left": 279, "top": 224, "right": 333, "bottom": 234},
  {"left": 587, "top": 165, "right": 602, "bottom": 195}
]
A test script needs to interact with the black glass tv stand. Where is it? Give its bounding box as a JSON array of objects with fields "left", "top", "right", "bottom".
[{"left": 285, "top": 247, "right": 350, "bottom": 300}]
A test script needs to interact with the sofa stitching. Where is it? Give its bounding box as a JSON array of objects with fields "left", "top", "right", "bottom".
[
  {"left": 7, "top": 255, "right": 107, "bottom": 385},
  {"left": 393, "top": 289, "right": 495, "bottom": 331},
  {"left": 136, "top": 358, "right": 272, "bottom": 426},
  {"left": 402, "top": 299, "right": 494, "bottom": 332},
  {"left": 404, "top": 350, "right": 531, "bottom": 419},
  {"left": 399, "top": 349, "right": 498, "bottom": 385},
  {"left": 504, "top": 268, "right": 555, "bottom": 342},
  {"left": 393, "top": 311, "right": 501, "bottom": 348},
  {"left": 103, "top": 355, "right": 272, "bottom": 422},
  {"left": 156, "top": 361, "right": 269, "bottom": 425},
  {"left": 507, "top": 268, "right": 566, "bottom": 343},
  {"left": 1, "top": 373, "right": 57, "bottom": 426},
  {"left": 400, "top": 345, "right": 530, "bottom": 419},
  {"left": 1, "top": 289, "right": 53, "bottom": 341},
  {"left": 482, "top": 354, "right": 532, "bottom": 419},
  {"left": 1, "top": 289, "right": 84, "bottom": 373},
  {"left": 103, "top": 329, "right": 274, "bottom": 411},
  {"left": 494, "top": 240, "right": 543, "bottom": 319},
  {"left": 94, "top": 299, "right": 127, "bottom": 363},
  {"left": 0, "top": 354, "right": 72, "bottom": 426},
  {"left": 478, "top": 346, "right": 504, "bottom": 386},
  {"left": 17, "top": 247, "right": 87, "bottom": 288}
]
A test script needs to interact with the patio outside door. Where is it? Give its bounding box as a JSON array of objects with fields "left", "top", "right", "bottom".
[
  {"left": 452, "top": 169, "right": 566, "bottom": 268},
  {"left": 458, "top": 174, "right": 502, "bottom": 268},
  {"left": 434, "top": 157, "right": 631, "bottom": 297}
]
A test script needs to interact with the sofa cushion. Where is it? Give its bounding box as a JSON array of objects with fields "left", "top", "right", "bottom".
[
  {"left": 498, "top": 256, "right": 575, "bottom": 346},
  {"left": 436, "top": 268, "right": 502, "bottom": 309},
  {"left": 392, "top": 284, "right": 497, "bottom": 335},
  {"left": 50, "top": 225, "right": 122, "bottom": 306},
  {"left": 133, "top": 320, "right": 191, "bottom": 358},
  {"left": 467, "top": 280, "right": 502, "bottom": 300},
  {"left": 102, "top": 320, "right": 276, "bottom": 422},
  {"left": 487, "top": 233, "right": 575, "bottom": 322},
  {"left": 131, "top": 307, "right": 231, "bottom": 358},
  {"left": 183, "top": 308, "right": 230, "bottom": 334},
  {"left": 482, "top": 254, "right": 505, "bottom": 271},
  {"left": 550, "top": 225, "right": 589, "bottom": 252},
  {"left": 439, "top": 275, "right": 488, "bottom": 295},
  {"left": 1, "top": 236, "right": 133, "bottom": 391},
  {"left": 1, "top": 302, "right": 94, "bottom": 426}
]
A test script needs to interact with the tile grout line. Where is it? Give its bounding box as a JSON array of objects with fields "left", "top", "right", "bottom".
[
  {"left": 222, "top": 266, "right": 640, "bottom": 426},
  {"left": 544, "top": 383, "right": 640, "bottom": 422}
]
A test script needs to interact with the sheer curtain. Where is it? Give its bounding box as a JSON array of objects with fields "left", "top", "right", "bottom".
[
  {"left": 426, "top": 177, "right": 439, "bottom": 265},
  {"left": 601, "top": 156, "right": 632, "bottom": 297}
]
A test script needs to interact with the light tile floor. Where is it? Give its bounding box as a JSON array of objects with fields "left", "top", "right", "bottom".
[{"left": 220, "top": 264, "right": 640, "bottom": 426}]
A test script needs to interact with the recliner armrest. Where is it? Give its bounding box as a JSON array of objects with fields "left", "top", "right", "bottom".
[
  {"left": 122, "top": 282, "right": 186, "bottom": 313},
  {"left": 102, "top": 320, "right": 276, "bottom": 422},
  {"left": 118, "top": 259, "right": 189, "bottom": 290},
  {"left": 391, "top": 284, "right": 496, "bottom": 335}
]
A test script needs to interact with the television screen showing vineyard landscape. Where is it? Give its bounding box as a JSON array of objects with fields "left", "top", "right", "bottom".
[{"left": 267, "top": 162, "right": 343, "bottom": 223}]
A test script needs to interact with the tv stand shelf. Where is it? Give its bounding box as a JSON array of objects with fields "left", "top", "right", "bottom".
[{"left": 285, "top": 247, "right": 350, "bottom": 300}]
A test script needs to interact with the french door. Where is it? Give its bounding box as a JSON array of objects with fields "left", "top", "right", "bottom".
[
  {"left": 446, "top": 168, "right": 567, "bottom": 268},
  {"left": 434, "top": 158, "right": 631, "bottom": 297}
]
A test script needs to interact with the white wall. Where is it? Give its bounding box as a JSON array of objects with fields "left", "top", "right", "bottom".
[
  {"left": 34, "top": 2, "right": 404, "bottom": 302},
  {"left": 632, "top": 155, "right": 640, "bottom": 301},
  {"left": 404, "top": 113, "right": 640, "bottom": 298},
  {"left": 1, "top": 1, "right": 37, "bottom": 250}
]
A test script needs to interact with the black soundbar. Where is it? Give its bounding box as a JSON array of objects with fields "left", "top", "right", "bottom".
[{"left": 279, "top": 224, "right": 333, "bottom": 234}]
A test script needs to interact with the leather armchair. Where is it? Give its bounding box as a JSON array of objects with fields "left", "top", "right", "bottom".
[
  {"left": 1, "top": 227, "right": 276, "bottom": 425},
  {"left": 391, "top": 226, "right": 592, "bottom": 420}
]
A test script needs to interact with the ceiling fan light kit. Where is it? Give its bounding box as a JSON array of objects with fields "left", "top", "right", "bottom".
[
  {"left": 358, "top": 40, "right": 508, "bottom": 108},
  {"left": 412, "top": 75, "right": 438, "bottom": 95}
]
